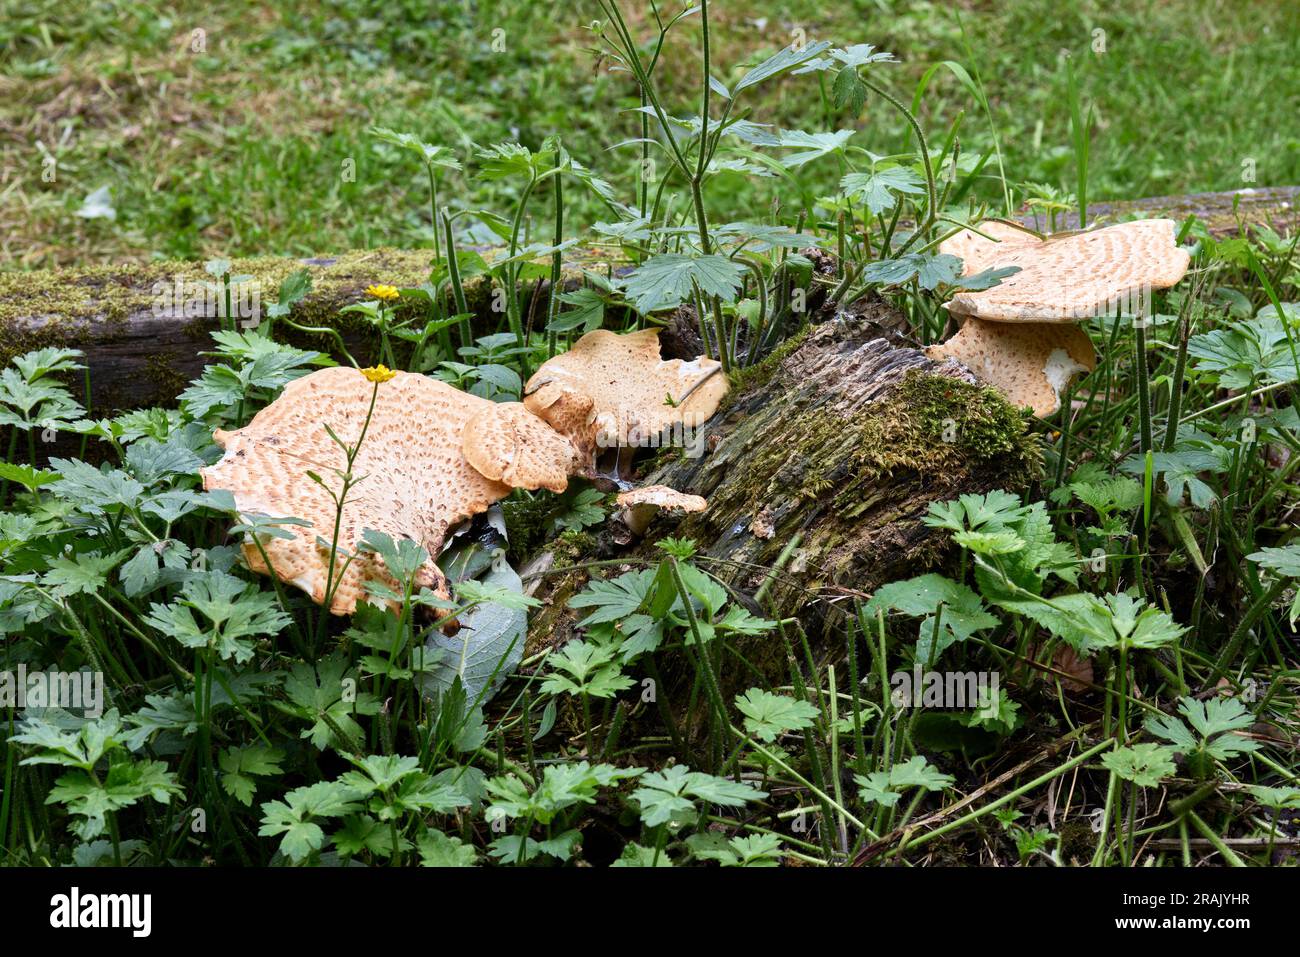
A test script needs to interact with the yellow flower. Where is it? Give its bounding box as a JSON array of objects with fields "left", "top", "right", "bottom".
[
  {"left": 365, "top": 283, "right": 400, "bottom": 302},
  {"left": 360, "top": 364, "right": 397, "bottom": 383}
]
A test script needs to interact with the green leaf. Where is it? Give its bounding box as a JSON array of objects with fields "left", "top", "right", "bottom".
[
  {"left": 840, "top": 166, "right": 924, "bottom": 215},
  {"left": 735, "top": 688, "right": 820, "bottom": 743},
  {"left": 42, "top": 549, "right": 130, "bottom": 598},
  {"left": 774, "top": 128, "right": 855, "bottom": 168},
  {"left": 0, "top": 462, "right": 57, "bottom": 491},
  {"left": 862, "top": 252, "right": 963, "bottom": 290},
  {"left": 548, "top": 288, "right": 605, "bottom": 333},
  {"left": 259, "top": 781, "right": 362, "bottom": 863},
  {"left": 1101, "top": 744, "right": 1176, "bottom": 786},
  {"left": 733, "top": 41, "right": 831, "bottom": 93},
  {"left": 219, "top": 745, "right": 286, "bottom": 806},
  {"left": 418, "top": 829, "right": 477, "bottom": 867},
  {"left": 621, "top": 254, "right": 744, "bottom": 314},
  {"left": 423, "top": 562, "right": 529, "bottom": 706},
  {"left": 632, "top": 765, "right": 765, "bottom": 828},
  {"left": 568, "top": 568, "right": 656, "bottom": 625}
]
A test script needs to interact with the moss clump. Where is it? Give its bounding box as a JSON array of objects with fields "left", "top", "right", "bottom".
[{"left": 733, "top": 369, "right": 1039, "bottom": 516}]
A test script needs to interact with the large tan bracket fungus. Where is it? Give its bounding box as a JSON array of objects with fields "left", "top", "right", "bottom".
[
  {"left": 523, "top": 329, "right": 729, "bottom": 455},
  {"left": 202, "top": 366, "right": 515, "bottom": 615},
  {"left": 929, "top": 218, "right": 1191, "bottom": 416}
]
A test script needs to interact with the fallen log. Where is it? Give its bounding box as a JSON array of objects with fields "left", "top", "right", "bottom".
[{"left": 1, "top": 188, "right": 1293, "bottom": 421}]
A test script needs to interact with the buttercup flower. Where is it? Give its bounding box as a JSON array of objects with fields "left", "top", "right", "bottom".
[
  {"left": 360, "top": 364, "right": 397, "bottom": 383},
  {"left": 365, "top": 283, "right": 401, "bottom": 302}
]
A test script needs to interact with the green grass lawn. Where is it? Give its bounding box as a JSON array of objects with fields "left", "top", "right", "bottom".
[{"left": 2, "top": 0, "right": 1297, "bottom": 268}]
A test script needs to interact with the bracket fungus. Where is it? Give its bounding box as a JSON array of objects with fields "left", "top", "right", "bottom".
[
  {"left": 928, "top": 218, "right": 1190, "bottom": 416},
  {"left": 523, "top": 329, "right": 729, "bottom": 455},
  {"left": 461, "top": 401, "right": 584, "bottom": 493},
  {"left": 203, "top": 330, "right": 731, "bottom": 618},
  {"left": 616, "top": 485, "right": 707, "bottom": 536},
  {"left": 202, "top": 366, "right": 516, "bottom": 615}
]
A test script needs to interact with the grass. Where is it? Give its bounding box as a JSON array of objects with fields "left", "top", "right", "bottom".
[
  {"left": 2, "top": 0, "right": 1298, "bottom": 267},
  {"left": 0, "top": 0, "right": 1298, "bottom": 872}
]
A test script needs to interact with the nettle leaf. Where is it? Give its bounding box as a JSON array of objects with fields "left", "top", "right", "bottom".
[
  {"left": 735, "top": 688, "right": 820, "bottom": 742},
  {"left": 621, "top": 254, "right": 744, "bottom": 314},
  {"left": 1101, "top": 744, "right": 1177, "bottom": 787},
  {"left": 840, "top": 166, "right": 924, "bottom": 215}
]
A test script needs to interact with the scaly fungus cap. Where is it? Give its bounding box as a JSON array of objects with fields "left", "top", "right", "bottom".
[
  {"left": 615, "top": 484, "right": 707, "bottom": 536},
  {"left": 201, "top": 366, "right": 513, "bottom": 615},
  {"left": 944, "top": 218, "right": 1191, "bottom": 321},
  {"left": 930, "top": 218, "right": 1188, "bottom": 415},
  {"left": 461, "top": 401, "right": 584, "bottom": 493},
  {"left": 523, "top": 329, "right": 729, "bottom": 452}
]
